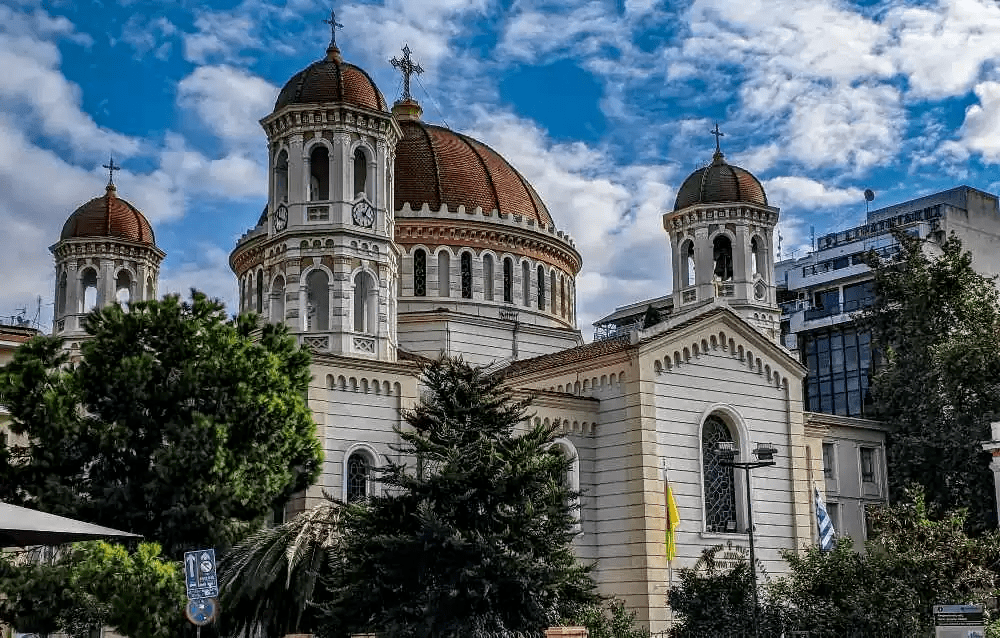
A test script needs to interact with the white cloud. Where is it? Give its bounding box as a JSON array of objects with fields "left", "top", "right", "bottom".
[
  {"left": 159, "top": 242, "right": 238, "bottom": 313},
  {"left": 177, "top": 65, "right": 277, "bottom": 149},
  {"left": 183, "top": 10, "right": 259, "bottom": 64},
  {"left": 945, "top": 81, "right": 1000, "bottom": 163},
  {"left": 119, "top": 15, "right": 176, "bottom": 61},
  {"left": 157, "top": 134, "right": 267, "bottom": 200},
  {"left": 763, "top": 176, "right": 863, "bottom": 210}
]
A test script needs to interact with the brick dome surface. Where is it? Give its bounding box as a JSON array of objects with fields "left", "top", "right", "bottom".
[
  {"left": 60, "top": 185, "right": 156, "bottom": 246},
  {"left": 394, "top": 119, "right": 553, "bottom": 227},
  {"left": 274, "top": 52, "right": 387, "bottom": 113},
  {"left": 674, "top": 152, "right": 768, "bottom": 211}
]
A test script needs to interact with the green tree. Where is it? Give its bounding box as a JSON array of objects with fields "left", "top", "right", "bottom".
[
  {"left": 321, "top": 356, "right": 597, "bottom": 638},
  {"left": 572, "top": 598, "right": 650, "bottom": 638},
  {"left": 773, "top": 489, "right": 1000, "bottom": 637},
  {"left": 864, "top": 232, "right": 1000, "bottom": 532},
  {"left": 0, "top": 291, "right": 323, "bottom": 557},
  {"left": 0, "top": 541, "right": 186, "bottom": 638}
]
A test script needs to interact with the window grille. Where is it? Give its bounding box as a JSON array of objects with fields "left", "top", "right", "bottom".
[
  {"left": 702, "top": 416, "right": 738, "bottom": 533},
  {"left": 461, "top": 252, "right": 473, "bottom": 299},
  {"left": 414, "top": 250, "right": 426, "bottom": 297},
  {"left": 347, "top": 453, "right": 370, "bottom": 502}
]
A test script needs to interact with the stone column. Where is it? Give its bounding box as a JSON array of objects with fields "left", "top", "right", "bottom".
[{"left": 980, "top": 421, "right": 1000, "bottom": 527}]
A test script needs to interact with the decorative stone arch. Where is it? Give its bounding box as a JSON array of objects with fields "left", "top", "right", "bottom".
[
  {"left": 304, "top": 137, "right": 334, "bottom": 203},
  {"left": 342, "top": 443, "right": 380, "bottom": 502},
  {"left": 349, "top": 139, "right": 377, "bottom": 202},
  {"left": 270, "top": 272, "right": 286, "bottom": 323},
  {"left": 79, "top": 266, "right": 100, "bottom": 312},
  {"left": 480, "top": 249, "right": 499, "bottom": 301},
  {"left": 697, "top": 404, "right": 751, "bottom": 535},
  {"left": 300, "top": 264, "right": 333, "bottom": 332},
  {"left": 433, "top": 246, "right": 456, "bottom": 297},
  {"left": 349, "top": 264, "right": 380, "bottom": 334},
  {"left": 113, "top": 266, "right": 137, "bottom": 307}
]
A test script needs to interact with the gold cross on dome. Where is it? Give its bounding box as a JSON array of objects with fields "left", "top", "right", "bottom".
[
  {"left": 710, "top": 122, "right": 725, "bottom": 153},
  {"left": 323, "top": 9, "right": 344, "bottom": 49},
  {"left": 102, "top": 154, "right": 120, "bottom": 187},
  {"left": 390, "top": 44, "right": 424, "bottom": 102}
]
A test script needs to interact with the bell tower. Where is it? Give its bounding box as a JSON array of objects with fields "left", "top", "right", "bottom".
[
  {"left": 663, "top": 127, "right": 781, "bottom": 339},
  {"left": 232, "top": 16, "right": 402, "bottom": 361},
  {"left": 52, "top": 158, "right": 164, "bottom": 345}
]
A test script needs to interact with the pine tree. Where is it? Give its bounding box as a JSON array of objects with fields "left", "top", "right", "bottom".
[
  {"left": 0, "top": 291, "right": 323, "bottom": 557},
  {"left": 323, "top": 356, "right": 596, "bottom": 638},
  {"left": 864, "top": 232, "right": 1000, "bottom": 532}
]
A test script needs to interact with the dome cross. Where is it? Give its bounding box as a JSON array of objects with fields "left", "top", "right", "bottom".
[
  {"left": 390, "top": 44, "right": 423, "bottom": 102},
  {"left": 710, "top": 122, "right": 725, "bottom": 154},
  {"left": 323, "top": 9, "right": 344, "bottom": 49},
  {"left": 102, "top": 155, "right": 121, "bottom": 187}
]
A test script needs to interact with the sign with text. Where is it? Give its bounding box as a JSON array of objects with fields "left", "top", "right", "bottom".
[
  {"left": 934, "top": 604, "right": 985, "bottom": 638},
  {"left": 184, "top": 548, "right": 219, "bottom": 600}
]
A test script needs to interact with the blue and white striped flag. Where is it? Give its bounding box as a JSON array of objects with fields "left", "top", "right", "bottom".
[{"left": 814, "top": 485, "right": 836, "bottom": 551}]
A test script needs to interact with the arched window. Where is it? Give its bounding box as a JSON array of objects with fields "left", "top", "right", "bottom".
[
  {"left": 353, "top": 148, "right": 368, "bottom": 198},
  {"left": 255, "top": 270, "right": 264, "bottom": 314},
  {"left": 81, "top": 268, "right": 98, "bottom": 312},
  {"left": 713, "top": 235, "right": 734, "bottom": 282},
  {"left": 522, "top": 261, "right": 531, "bottom": 306},
  {"left": 305, "top": 269, "right": 329, "bottom": 331},
  {"left": 461, "top": 252, "right": 473, "bottom": 299},
  {"left": 550, "top": 271, "right": 556, "bottom": 313},
  {"left": 145, "top": 276, "right": 154, "bottom": 301},
  {"left": 115, "top": 271, "right": 132, "bottom": 307},
  {"left": 274, "top": 149, "right": 289, "bottom": 203},
  {"left": 271, "top": 275, "right": 285, "bottom": 323},
  {"left": 413, "top": 249, "right": 426, "bottom": 297},
  {"left": 552, "top": 439, "right": 581, "bottom": 529},
  {"left": 483, "top": 254, "right": 494, "bottom": 301},
  {"left": 751, "top": 236, "right": 761, "bottom": 276},
  {"left": 682, "top": 240, "right": 696, "bottom": 287},
  {"left": 354, "top": 271, "right": 377, "bottom": 333},
  {"left": 309, "top": 145, "right": 329, "bottom": 201},
  {"left": 57, "top": 271, "right": 67, "bottom": 316},
  {"left": 503, "top": 257, "right": 513, "bottom": 303},
  {"left": 702, "top": 415, "right": 739, "bottom": 533},
  {"left": 537, "top": 265, "right": 545, "bottom": 310},
  {"left": 346, "top": 452, "right": 370, "bottom": 502},
  {"left": 438, "top": 251, "right": 450, "bottom": 297},
  {"left": 561, "top": 276, "right": 566, "bottom": 317}
]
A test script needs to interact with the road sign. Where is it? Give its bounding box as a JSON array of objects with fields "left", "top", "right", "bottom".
[
  {"left": 184, "top": 548, "right": 219, "bottom": 600},
  {"left": 185, "top": 597, "right": 219, "bottom": 626},
  {"left": 934, "top": 604, "right": 985, "bottom": 638}
]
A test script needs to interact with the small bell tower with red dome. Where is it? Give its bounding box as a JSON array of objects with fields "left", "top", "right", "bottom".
[
  {"left": 663, "top": 126, "right": 781, "bottom": 339},
  {"left": 50, "top": 157, "right": 165, "bottom": 341}
]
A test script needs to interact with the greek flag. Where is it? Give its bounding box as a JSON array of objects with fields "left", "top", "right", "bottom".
[{"left": 814, "top": 485, "right": 836, "bottom": 551}]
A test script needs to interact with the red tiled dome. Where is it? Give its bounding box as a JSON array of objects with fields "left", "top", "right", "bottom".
[
  {"left": 394, "top": 118, "right": 553, "bottom": 227},
  {"left": 60, "top": 185, "right": 156, "bottom": 246},
  {"left": 274, "top": 49, "right": 387, "bottom": 113},
  {"left": 674, "top": 151, "right": 767, "bottom": 211}
]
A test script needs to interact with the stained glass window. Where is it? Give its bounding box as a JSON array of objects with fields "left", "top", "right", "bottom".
[
  {"left": 414, "top": 249, "right": 426, "bottom": 297},
  {"left": 702, "top": 416, "right": 738, "bottom": 533},
  {"left": 347, "top": 453, "right": 370, "bottom": 502}
]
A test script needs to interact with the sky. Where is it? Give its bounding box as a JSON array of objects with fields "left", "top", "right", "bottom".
[{"left": 3, "top": 0, "right": 1000, "bottom": 337}]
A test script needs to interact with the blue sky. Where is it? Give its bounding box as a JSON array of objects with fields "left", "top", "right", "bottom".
[{"left": 3, "top": 0, "right": 1000, "bottom": 335}]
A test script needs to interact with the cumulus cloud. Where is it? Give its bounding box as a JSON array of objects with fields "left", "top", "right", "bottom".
[
  {"left": 119, "top": 15, "right": 176, "bottom": 61},
  {"left": 177, "top": 65, "right": 277, "bottom": 149},
  {"left": 944, "top": 81, "right": 1000, "bottom": 163},
  {"left": 763, "top": 177, "right": 863, "bottom": 210},
  {"left": 159, "top": 242, "right": 239, "bottom": 312}
]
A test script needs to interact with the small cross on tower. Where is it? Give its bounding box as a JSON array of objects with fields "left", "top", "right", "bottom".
[
  {"left": 323, "top": 9, "right": 344, "bottom": 49},
  {"left": 390, "top": 44, "right": 423, "bottom": 103},
  {"left": 102, "top": 155, "right": 121, "bottom": 187},
  {"left": 710, "top": 122, "right": 725, "bottom": 154}
]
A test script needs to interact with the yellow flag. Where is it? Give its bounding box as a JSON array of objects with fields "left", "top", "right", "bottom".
[{"left": 665, "top": 478, "right": 680, "bottom": 561}]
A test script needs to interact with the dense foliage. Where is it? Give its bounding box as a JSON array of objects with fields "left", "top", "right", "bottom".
[
  {"left": 668, "top": 490, "right": 1000, "bottom": 637},
  {"left": 0, "top": 541, "right": 185, "bottom": 638},
  {"left": 0, "top": 291, "right": 323, "bottom": 557},
  {"left": 864, "top": 232, "right": 1000, "bottom": 532},
  {"left": 319, "top": 356, "right": 597, "bottom": 638}
]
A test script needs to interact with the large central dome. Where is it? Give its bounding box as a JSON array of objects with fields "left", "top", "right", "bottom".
[
  {"left": 61, "top": 184, "right": 156, "bottom": 246},
  {"left": 393, "top": 116, "right": 553, "bottom": 227}
]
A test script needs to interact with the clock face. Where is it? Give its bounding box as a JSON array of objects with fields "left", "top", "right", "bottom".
[
  {"left": 273, "top": 204, "right": 288, "bottom": 232},
  {"left": 352, "top": 200, "right": 376, "bottom": 228}
]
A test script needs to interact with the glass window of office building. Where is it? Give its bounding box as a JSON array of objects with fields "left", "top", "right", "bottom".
[{"left": 803, "top": 325, "right": 873, "bottom": 418}]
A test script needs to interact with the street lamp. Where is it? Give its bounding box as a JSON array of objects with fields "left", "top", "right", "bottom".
[{"left": 716, "top": 441, "right": 778, "bottom": 638}]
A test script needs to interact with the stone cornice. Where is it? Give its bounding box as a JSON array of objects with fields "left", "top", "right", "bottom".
[
  {"left": 261, "top": 104, "right": 402, "bottom": 147},
  {"left": 49, "top": 237, "right": 166, "bottom": 264},
  {"left": 663, "top": 203, "right": 779, "bottom": 234}
]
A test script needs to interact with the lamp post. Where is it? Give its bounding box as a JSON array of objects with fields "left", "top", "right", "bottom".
[{"left": 716, "top": 441, "right": 778, "bottom": 638}]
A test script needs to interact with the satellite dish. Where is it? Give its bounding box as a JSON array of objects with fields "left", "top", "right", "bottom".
[{"left": 864, "top": 189, "right": 875, "bottom": 202}]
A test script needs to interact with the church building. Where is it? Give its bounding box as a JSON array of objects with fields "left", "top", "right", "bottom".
[{"left": 45, "top": 24, "right": 882, "bottom": 632}]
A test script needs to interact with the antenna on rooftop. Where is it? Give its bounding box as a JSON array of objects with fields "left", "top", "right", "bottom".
[
  {"left": 810, "top": 225, "right": 816, "bottom": 252},
  {"left": 864, "top": 188, "right": 875, "bottom": 215}
]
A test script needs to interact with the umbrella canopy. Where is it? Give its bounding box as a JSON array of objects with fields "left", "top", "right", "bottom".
[{"left": 0, "top": 502, "right": 141, "bottom": 547}]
